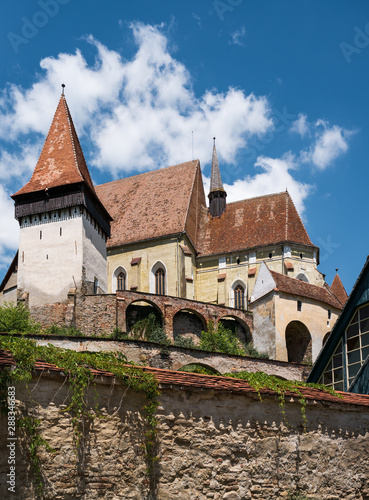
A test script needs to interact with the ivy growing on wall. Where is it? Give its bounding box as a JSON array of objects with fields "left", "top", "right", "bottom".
[{"left": 0, "top": 336, "right": 160, "bottom": 497}]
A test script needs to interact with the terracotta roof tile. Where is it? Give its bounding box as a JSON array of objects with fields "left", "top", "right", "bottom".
[
  {"left": 13, "top": 95, "right": 95, "bottom": 197},
  {"left": 197, "top": 192, "right": 314, "bottom": 257},
  {"left": 248, "top": 267, "right": 257, "bottom": 276},
  {"left": 269, "top": 270, "right": 343, "bottom": 310},
  {"left": 1, "top": 350, "right": 368, "bottom": 407},
  {"left": 95, "top": 161, "right": 204, "bottom": 248},
  {"left": 284, "top": 260, "right": 294, "bottom": 270},
  {"left": 331, "top": 274, "right": 348, "bottom": 307}
]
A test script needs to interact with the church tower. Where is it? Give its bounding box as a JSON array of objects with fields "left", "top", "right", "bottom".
[
  {"left": 208, "top": 138, "right": 227, "bottom": 217},
  {"left": 12, "top": 88, "right": 112, "bottom": 307}
]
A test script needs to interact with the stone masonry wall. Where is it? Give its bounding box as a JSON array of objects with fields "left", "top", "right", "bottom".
[
  {"left": 21, "top": 334, "right": 310, "bottom": 380},
  {"left": 1, "top": 373, "right": 368, "bottom": 500}
]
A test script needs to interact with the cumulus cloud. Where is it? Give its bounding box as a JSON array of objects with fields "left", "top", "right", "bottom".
[
  {"left": 290, "top": 113, "right": 309, "bottom": 138},
  {"left": 0, "top": 23, "right": 273, "bottom": 180},
  {"left": 203, "top": 154, "right": 313, "bottom": 216},
  {"left": 0, "top": 185, "right": 19, "bottom": 269},
  {"left": 229, "top": 27, "right": 246, "bottom": 46},
  {"left": 301, "top": 121, "right": 352, "bottom": 169}
]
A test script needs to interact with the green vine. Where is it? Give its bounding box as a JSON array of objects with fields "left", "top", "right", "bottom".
[
  {"left": 0, "top": 336, "right": 160, "bottom": 495},
  {"left": 224, "top": 371, "right": 340, "bottom": 430}
]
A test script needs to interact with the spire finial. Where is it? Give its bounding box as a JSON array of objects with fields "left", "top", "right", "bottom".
[
  {"left": 61, "top": 83, "right": 65, "bottom": 96},
  {"left": 213, "top": 136, "right": 216, "bottom": 147},
  {"left": 336, "top": 268, "right": 339, "bottom": 274}
]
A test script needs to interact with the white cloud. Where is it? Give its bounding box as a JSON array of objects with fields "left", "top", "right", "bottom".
[
  {"left": 0, "top": 23, "right": 273, "bottom": 180},
  {"left": 229, "top": 27, "right": 246, "bottom": 46},
  {"left": 0, "top": 185, "right": 19, "bottom": 267},
  {"left": 290, "top": 113, "right": 309, "bottom": 138},
  {"left": 0, "top": 143, "right": 41, "bottom": 181},
  {"left": 204, "top": 154, "right": 313, "bottom": 216},
  {"left": 301, "top": 121, "right": 352, "bottom": 169}
]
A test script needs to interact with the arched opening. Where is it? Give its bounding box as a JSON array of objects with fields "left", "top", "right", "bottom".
[
  {"left": 173, "top": 309, "right": 206, "bottom": 345},
  {"left": 112, "top": 266, "right": 127, "bottom": 293},
  {"left": 230, "top": 280, "right": 247, "bottom": 310},
  {"left": 323, "top": 331, "right": 331, "bottom": 346},
  {"left": 285, "top": 321, "right": 312, "bottom": 363},
  {"left": 219, "top": 316, "right": 252, "bottom": 345},
  {"left": 150, "top": 261, "right": 167, "bottom": 295},
  {"left": 126, "top": 300, "right": 163, "bottom": 339},
  {"left": 155, "top": 267, "right": 165, "bottom": 295},
  {"left": 178, "top": 363, "right": 220, "bottom": 376},
  {"left": 296, "top": 273, "right": 309, "bottom": 283}
]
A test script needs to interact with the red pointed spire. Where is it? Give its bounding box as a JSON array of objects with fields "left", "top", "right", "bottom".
[
  {"left": 13, "top": 94, "right": 95, "bottom": 197},
  {"left": 331, "top": 273, "right": 348, "bottom": 307}
]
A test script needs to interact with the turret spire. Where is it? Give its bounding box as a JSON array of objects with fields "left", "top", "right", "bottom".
[{"left": 208, "top": 137, "right": 227, "bottom": 217}]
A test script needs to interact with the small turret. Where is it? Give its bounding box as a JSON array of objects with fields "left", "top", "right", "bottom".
[{"left": 208, "top": 138, "right": 227, "bottom": 217}]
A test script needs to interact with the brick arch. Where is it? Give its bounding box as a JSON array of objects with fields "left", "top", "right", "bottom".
[
  {"left": 172, "top": 309, "right": 207, "bottom": 344},
  {"left": 218, "top": 315, "right": 252, "bottom": 344}
]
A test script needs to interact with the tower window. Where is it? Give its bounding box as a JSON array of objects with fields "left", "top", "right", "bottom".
[
  {"left": 300, "top": 253, "right": 303, "bottom": 259},
  {"left": 94, "top": 278, "right": 99, "bottom": 294},
  {"left": 117, "top": 272, "right": 126, "bottom": 291},
  {"left": 40, "top": 231, "right": 42, "bottom": 240},
  {"left": 328, "top": 309, "right": 331, "bottom": 320},
  {"left": 297, "top": 300, "right": 302, "bottom": 312},
  {"left": 236, "top": 257, "right": 240, "bottom": 265},
  {"left": 60, "top": 228, "right": 62, "bottom": 236},
  {"left": 155, "top": 268, "right": 165, "bottom": 295},
  {"left": 234, "top": 285, "right": 245, "bottom": 310}
]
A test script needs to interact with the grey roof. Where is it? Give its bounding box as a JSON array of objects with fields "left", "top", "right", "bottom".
[{"left": 209, "top": 139, "right": 225, "bottom": 193}]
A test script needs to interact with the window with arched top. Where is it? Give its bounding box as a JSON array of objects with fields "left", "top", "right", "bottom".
[
  {"left": 155, "top": 268, "right": 165, "bottom": 295},
  {"left": 234, "top": 284, "right": 245, "bottom": 310},
  {"left": 117, "top": 271, "right": 126, "bottom": 291}
]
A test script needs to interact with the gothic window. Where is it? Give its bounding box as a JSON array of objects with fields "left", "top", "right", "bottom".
[
  {"left": 117, "top": 271, "right": 126, "bottom": 291},
  {"left": 155, "top": 268, "right": 165, "bottom": 295},
  {"left": 94, "top": 277, "right": 99, "bottom": 295},
  {"left": 234, "top": 285, "right": 245, "bottom": 310}
]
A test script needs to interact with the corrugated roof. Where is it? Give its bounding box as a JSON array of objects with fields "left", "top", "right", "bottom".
[
  {"left": 269, "top": 269, "right": 343, "bottom": 310},
  {"left": 197, "top": 191, "right": 314, "bottom": 257},
  {"left": 95, "top": 160, "right": 204, "bottom": 248},
  {"left": 13, "top": 95, "right": 95, "bottom": 197},
  {"left": 1, "top": 350, "right": 368, "bottom": 407}
]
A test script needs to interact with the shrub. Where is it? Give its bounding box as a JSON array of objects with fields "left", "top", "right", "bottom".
[
  {"left": 200, "top": 321, "right": 246, "bottom": 356},
  {"left": 174, "top": 335, "right": 196, "bottom": 349},
  {"left": 110, "top": 328, "right": 129, "bottom": 340},
  {"left": 44, "top": 325, "right": 83, "bottom": 337},
  {"left": 244, "top": 342, "right": 269, "bottom": 359},
  {"left": 0, "top": 302, "right": 40, "bottom": 334},
  {"left": 179, "top": 363, "right": 219, "bottom": 375}
]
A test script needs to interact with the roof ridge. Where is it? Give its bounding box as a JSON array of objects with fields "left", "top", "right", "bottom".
[
  {"left": 183, "top": 160, "right": 203, "bottom": 235},
  {"left": 96, "top": 159, "right": 200, "bottom": 189}
]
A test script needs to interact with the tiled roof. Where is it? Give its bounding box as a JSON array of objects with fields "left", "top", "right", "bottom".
[
  {"left": 13, "top": 95, "right": 95, "bottom": 197},
  {"left": 95, "top": 161, "right": 205, "bottom": 248},
  {"left": 331, "top": 274, "right": 348, "bottom": 307},
  {"left": 1, "top": 350, "right": 369, "bottom": 407},
  {"left": 197, "top": 191, "right": 314, "bottom": 257},
  {"left": 269, "top": 269, "right": 343, "bottom": 310}
]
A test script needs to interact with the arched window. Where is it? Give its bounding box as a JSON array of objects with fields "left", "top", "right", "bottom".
[
  {"left": 234, "top": 284, "right": 245, "bottom": 310},
  {"left": 117, "top": 271, "right": 126, "bottom": 291},
  {"left": 155, "top": 268, "right": 165, "bottom": 295}
]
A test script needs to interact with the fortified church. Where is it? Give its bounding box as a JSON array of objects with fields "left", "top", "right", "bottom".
[{"left": 0, "top": 93, "right": 348, "bottom": 363}]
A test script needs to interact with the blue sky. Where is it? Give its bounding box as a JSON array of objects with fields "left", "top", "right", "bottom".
[{"left": 0, "top": 0, "right": 369, "bottom": 293}]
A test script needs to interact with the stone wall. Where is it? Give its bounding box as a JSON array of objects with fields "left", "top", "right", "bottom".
[
  {"left": 21, "top": 334, "right": 310, "bottom": 380},
  {"left": 1, "top": 372, "right": 368, "bottom": 500}
]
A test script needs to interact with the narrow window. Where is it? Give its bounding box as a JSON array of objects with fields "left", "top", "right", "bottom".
[
  {"left": 94, "top": 278, "right": 99, "bottom": 294},
  {"left": 40, "top": 231, "right": 42, "bottom": 240},
  {"left": 60, "top": 227, "right": 62, "bottom": 236},
  {"left": 328, "top": 309, "right": 331, "bottom": 320},
  {"left": 155, "top": 268, "right": 165, "bottom": 295},
  {"left": 234, "top": 285, "right": 245, "bottom": 310},
  {"left": 297, "top": 300, "right": 302, "bottom": 312},
  {"left": 117, "top": 271, "right": 126, "bottom": 291},
  {"left": 269, "top": 252, "right": 272, "bottom": 259},
  {"left": 300, "top": 253, "right": 303, "bottom": 259},
  {"left": 22, "top": 251, "right": 24, "bottom": 263},
  {"left": 236, "top": 257, "right": 240, "bottom": 265}
]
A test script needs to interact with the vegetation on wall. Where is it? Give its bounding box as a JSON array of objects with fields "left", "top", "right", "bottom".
[{"left": 0, "top": 335, "right": 160, "bottom": 496}]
